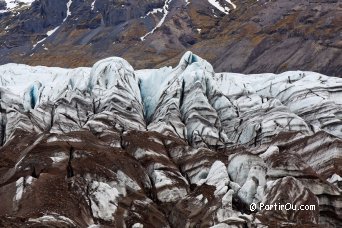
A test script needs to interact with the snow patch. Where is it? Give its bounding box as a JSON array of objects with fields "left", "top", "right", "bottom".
[
  {"left": 90, "top": 181, "right": 120, "bottom": 221},
  {"left": 91, "top": 0, "right": 96, "bottom": 10},
  {"left": 140, "top": 0, "right": 172, "bottom": 41},
  {"left": 28, "top": 214, "right": 76, "bottom": 226},
  {"left": 327, "top": 174, "right": 342, "bottom": 184},
  {"left": 32, "top": 0, "right": 72, "bottom": 49},
  {"left": 66, "top": 0, "right": 72, "bottom": 19},
  {"left": 2, "top": 0, "right": 34, "bottom": 12},
  {"left": 50, "top": 152, "right": 68, "bottom": 163},
  {"left": 140, "top": 7, "right": 163, "bottom": 19},
  {"left": 14, "top": 176, "right": 35, "bottom": 202},
  {"left": 260, "top": 145, "right": 279, "bottom": 160},
  {"left": 14, "top": 177, "right": 24, "bottom": 201},
  {"left": 132, "top": 223, "right": 144, "bottom": 228},
  {"left": 198, "top": 161, "right": 229, "bottom": 196},
  {"left": 208, "top": 0, "right": 236, "bottom": 15}
]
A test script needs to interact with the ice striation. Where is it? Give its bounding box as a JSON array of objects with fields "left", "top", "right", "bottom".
[{"left": 0, "top": 52, "right": 341, "bottom": 227}]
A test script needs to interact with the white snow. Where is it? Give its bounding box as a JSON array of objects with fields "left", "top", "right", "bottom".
[
  {"left": 13, "top": 176, "right": 35, "bottom": 202},
  {"left": 47, "top": 135, "right": 83, "bottom": 143},
  {"left": 85, "top": 173, "right": 136, "bottom": 210},
  {"left": 210, "top": 224, "right": 230, "bottom": 228},
  {"left": 140, "top": 7, "right": 163, "bottom": 19},
  {"left": 14, "top": 177, "right": 24, "bottom": 201},
  {"left": 140, "top": 0, "right": 172, "bottom": 41},
  {"left": 88, "top": 225, "right": 101, "bottom": 228},
  {"left": 156, "top": 186, "right": 187, "bottom": 202},
  {"left": 197, "top": 161, "right": 229, "bottom": 196},
  {"left": 28, "top": 214, "right": 76, "bottom": 226},
  {"left": 132, "top": 223, "right": 144, "bottom": 228},
  {"left": 0, "top": 64, "right": 91, "bottom": 106},
  {"left": 32, "top": 26, "right": 61, "bottom": 49},
  {"left": 26, "top": 176, "right": 34, "bottom": 185},
  {"left": 66, "top": 0, "right": 72, "bottom": 19},
  {"left": 151, "top": 170, "right": 173, "bottom": 188},
  {"left": 227, "top": 154, "right": 267, "bottom": 204},
  {"left": 90, "top": 181, "right": 120, "bottom": 221},
  {"left": 208, "top": 0, "right": 236, "bottom": 15},
  {"left": 32, "top": 0, "right": 72, "bottom": 49},
  {"left": 1, "top": 0, "right": 34, "bottom": 12},
  {"left": 134, "top": 148, "right": 168, "bottom": 159},
  {"left": 117, "top": 170, "right": 141, "bottom": 192},
  {"left": 148, "top": 167, "right": 188, "bottom": 202},
  {"left": 260, "top": 145, "right": 279, "bottom": 160},
  {"left": 196, "top": 194, "right": 204, "bottom": 201},
  {"left": 50, "top": 152, "right": 68, "bottom": 163},
  {"left": 91, "top": 0, "right": 96, "bottom": 10},
  {"left": 327, "top": 174, "right": 342, "bottom": 184}
]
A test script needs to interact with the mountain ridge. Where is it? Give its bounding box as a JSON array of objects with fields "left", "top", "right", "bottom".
[{"left": 0, "top": 0, "right": 341, "bottom": 76}]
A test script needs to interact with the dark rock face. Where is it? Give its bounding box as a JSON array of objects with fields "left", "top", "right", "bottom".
[
  {"left": 0, "top": 52, "right": 341, "bottom": 227},
  {"left": 0, "top": 0, "right": 341, "bottom": 76},
  {"left": 39, "top": 0, "right": 68, "bottom": 27},
  {"left": 95, "top": 0, "right": 165, "bottom": 26},
  {"left": 0, "top": 1, "right": 6, "bottom": 11}
]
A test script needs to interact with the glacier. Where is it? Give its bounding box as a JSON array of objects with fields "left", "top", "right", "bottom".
[
  {"left": 0, "top": 51, "right": 341, "bottom": 227},
  {"left": 1, "top": 51, "right": 341, "bottom": 144}
]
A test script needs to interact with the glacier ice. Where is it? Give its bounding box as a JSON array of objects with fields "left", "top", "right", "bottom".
[
  {"left": 0, "top": 51, "right": 341, "bottom": 227},
  {"left": 0, "top": 51, "right": 341, "bottom": 147}
]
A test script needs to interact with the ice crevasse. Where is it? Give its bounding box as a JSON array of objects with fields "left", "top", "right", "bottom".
[{"left": 0, "top": 51, "right": 341, "bottom": 147}]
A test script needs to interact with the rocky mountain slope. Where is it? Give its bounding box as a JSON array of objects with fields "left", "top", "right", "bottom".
[
  {"left": 0, "top": 52, "right": 341, "bottom": 227},
  {"left": 0, "top": 0, "right": 341, "bottom": 76}
]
